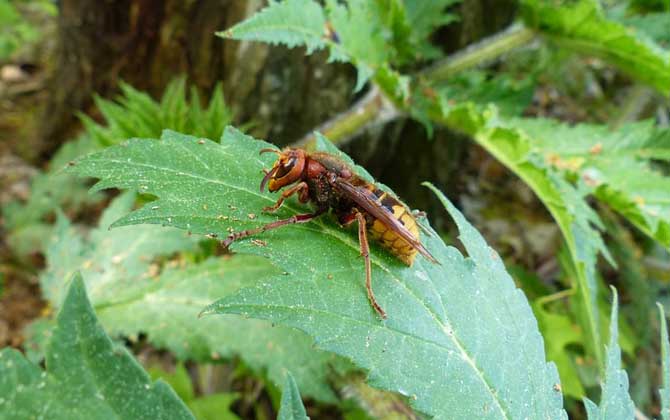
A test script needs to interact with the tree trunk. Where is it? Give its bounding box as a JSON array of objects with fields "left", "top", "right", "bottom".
[{"left": 37, "top": 0, "right": 355, "bottom": 159}]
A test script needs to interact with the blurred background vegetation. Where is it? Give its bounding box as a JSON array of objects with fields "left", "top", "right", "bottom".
[{"left": 1, "top": 0, "right": 669, "bottom": 418}]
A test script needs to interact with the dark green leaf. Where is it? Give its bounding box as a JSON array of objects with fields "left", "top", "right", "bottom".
[
  {"left": 217, "top": 0, "right": 329, "bottom": 55},
  {"left": 217, "top": 0, "right": 414, "bottom": 93},
  {"left": 0, "top": 274, "right": 193, "bottom": 420},
  {"left": 403, "top": 0, "right": 461, "bottom": 60}
]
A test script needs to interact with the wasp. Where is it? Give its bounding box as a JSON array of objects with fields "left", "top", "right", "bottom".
[{"left": 223, "top": 148, "right": 439, "bottom": 318}]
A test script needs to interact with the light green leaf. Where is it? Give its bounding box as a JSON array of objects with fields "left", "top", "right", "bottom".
[
  {"left": 511, "top": 118, "right": 670, "bottom": 249},
  {"left": 521, "top": 0, "right": 670, "bottom": 95},
  {"left": 438, "top": 102, "right": 609, "bottom": 371},
  {"left": 325, "top": 0, "right": 390, "bottom": 89},
  {"left": 278, "top": 372, "right": 309, "bottom": 420},
  {"left": 533, "top": 304, "right": 585, "bottom": 399},
  {"left": 40, "top": 191, "right": 198, "bottom": 306},
  {"left": 71, "top": 128, "right": 567, "bottom": 418},
  {"left": 218, "top": 0, "right": 412, "bottom": 93},
  {"left": 0, "top": 274, "right": 193, "bottom": 420},
  {"left": 217, "top": 0, "right": 329, "bottom": 56},
  {"left": 41, "top": 192, "right": 345, "bottom": 403},
  {"left": 659, "top": 304, "right": 670, "bottom": 420},
  {"left": 583, "top": 288, "right": 635, "bottom": 419}
]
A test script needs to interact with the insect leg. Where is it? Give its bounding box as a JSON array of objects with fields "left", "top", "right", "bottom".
[
  {"left": 222, "top": 208, "right": 324, "bottom": 248},
  {"left": 263, "top": 181, "right": 309, "bottom": 213},
  {"left": 355, "top": 212, "right": 387, "bottom": 319}
]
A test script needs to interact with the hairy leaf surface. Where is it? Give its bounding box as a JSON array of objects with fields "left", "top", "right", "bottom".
[
  {"left": 40, "top": 192, "right": 344, "bottom": 402},
  {"left": 71, "top": 128, "right": 567, "bottom": 419},
  {"left": 0, "top": 274, "right": 193, "bottom": 420},
  {"left": 278, "top": 372, "right": 309, "bottom": 420}
]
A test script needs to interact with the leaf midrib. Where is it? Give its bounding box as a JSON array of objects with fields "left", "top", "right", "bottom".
[
  {"left": 84, "top": 144, "right": 514, "bottom": 418},
  {"left": 211, "top": 301, "right": 511, "bottom": 418}
]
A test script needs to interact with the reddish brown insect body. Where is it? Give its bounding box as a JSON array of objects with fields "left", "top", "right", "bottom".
[{"left": 223, "top": 147, "right": 439, "bottom": 318}]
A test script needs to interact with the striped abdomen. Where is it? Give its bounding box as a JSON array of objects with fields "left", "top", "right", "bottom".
[{"left": 365, "top": 187, "right": 420, "bottom": 266}]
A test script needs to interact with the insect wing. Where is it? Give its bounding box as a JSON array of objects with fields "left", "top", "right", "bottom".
[{"left": 333, "top": 178, "right": 439, "bottom": 264}]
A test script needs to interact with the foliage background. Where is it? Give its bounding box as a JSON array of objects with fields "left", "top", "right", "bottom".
[{"left": 1, "top": 0, "right": 670, "bottom": 419}]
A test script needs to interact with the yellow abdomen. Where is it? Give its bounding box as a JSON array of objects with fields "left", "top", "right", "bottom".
[{"left": 366, "top": 191, "right": 419, "bottom": 266}]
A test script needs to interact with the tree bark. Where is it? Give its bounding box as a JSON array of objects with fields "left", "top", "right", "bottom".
[{"left": 38, "top": 0, "right": 355, "bottom": 159}]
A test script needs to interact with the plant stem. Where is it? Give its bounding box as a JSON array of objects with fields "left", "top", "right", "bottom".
[
  {"left": 293, "top": 86, "right": 397, "bottom": 148},
  {"left": 293, "top": 23, "right": 537, "bottom": 146},
  {"left": 419, "top": 23, "right": 536, "bottom": 83},
  {"left": 535, "top": 288, "right": 575, "bottom": 306}
]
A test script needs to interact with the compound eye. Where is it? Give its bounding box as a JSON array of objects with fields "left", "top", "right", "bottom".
[{"left": 275, "top": 157, "right": 296, "bottom": 178}]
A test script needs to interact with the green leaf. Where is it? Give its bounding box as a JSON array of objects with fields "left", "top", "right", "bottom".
[
  {"left": 404, "top": 0, "right": 461, "bottom": 60},
  {"left": 511, "top": 118, "right": 670, "bottom": 249},
  {"left": 42, "top": 192, "right": 345, "bottom": 403},
  {"left": 3, "top": 77, "right": 233, "bottom": 258},
  {"left": 278, "top": 372, "right": 309, "bottom": 420},
  {"left": 520, "top": 0, "right": 670, "bottom": 94},
  {"left": 533, "top": 304, "right": 585, "bottom": 399},
  {"left": 325, "top": 0, "right": 391, "bottom": 90},
  {"left": 0, "top": 0, "right": 41, "bottom": 59},
  {"left": 619, "top": 12, "right": 670, "bottom": 45},
  {"left": 149, "top": 364, "right": 240, "bottom": 420},
  {"left": 659, "top": 303, "right": 670, "bottom": 420},
  {"left": 438, "top": 71, "right": 535, "bottom": 117},
  {"left": 85, "top": 77, "right": 234, "bottom": 148},
  {"left": 218, "top": 0, "right": 329, "bottom": 55},
  {"left": 40, "top": 191, "right": 198, "bottom": 306},
  {"left": 583, "top": 288, "right": 635, "bottom": 419},
  {"left": 0, "top": 274, "right": 193, "bottom": 420},
  {"left": 438, "top": 102, "right": 609, "bottom": 372},
  {"left": 603, "top": 215, "right": 654, "bottom": 345},
  {"left": 1, "top": 135, "right": 103, "bottom": 257},
  {"left": 71, "top": 128, "right": 567, "bottom": 418},
  {"left": 218, "top": 0, "right": 414, "bottom": 93}
]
